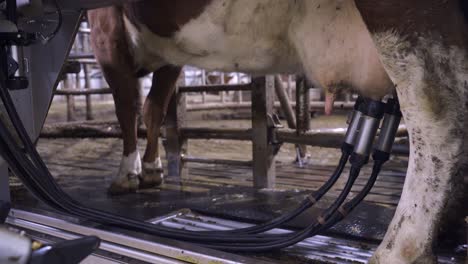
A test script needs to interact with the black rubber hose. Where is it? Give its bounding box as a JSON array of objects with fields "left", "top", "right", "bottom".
[
  {"left": 0, "top": 74, "right": 352, "bottom": 241},
  {"left": 201, "top": 163, "right": 363, "bottom": 251},
  {"left": 0, "top": 90, "right": 351, "bottom": 245},
  {"left": 0, "top": 66, "right": 367, "bottom": 245},
  {"left": 205, "top": 150, "right": 350, "bottom": 235},
  {"left": 316, "top": 159, "right": 384, "bottom": 234},
  {"left": 0, "top": 81, "right": 354, "bottom": 244},
  {"left": 1, "top": 119, "right": 346, "bottom": 244}
]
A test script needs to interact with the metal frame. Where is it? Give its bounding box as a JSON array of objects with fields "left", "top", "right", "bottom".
[
  {"left": 0, "top": 4, "right": 83, "bottom": 223},
  {"left": 0, "top": 161, "right": 9, "bottom": 222},
  {"left": 7, "top": 209, "right": 266, "bottom": 264}
]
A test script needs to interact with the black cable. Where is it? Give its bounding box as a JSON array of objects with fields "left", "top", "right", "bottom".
[
  {"left": 0, "top": 52, "right": 384, "bottom": 248},
  {"left": 0, "top": 62, "right": 357, "bottom": 241},
  {"left": 204, "top": 150, "right": 350, "bottom": 235},
  {"left": 0, "top": 72, "right": 358, "bottom": 244},
  {"left": 203, "top": 150, "right": 386, "bottom": 250},
  {"left": 200, "top": 163, "right": 364, "bottom": 251}
]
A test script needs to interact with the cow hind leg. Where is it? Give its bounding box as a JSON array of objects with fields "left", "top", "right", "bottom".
[
  {"left": 366, "top": 28, "right": 468, "bottom": 264},
  {"left": 88, "top": 7, "right": 142, "bottom": 195},
  {"left": 140, "top": 65, "right": 182, "bottom": 188}
]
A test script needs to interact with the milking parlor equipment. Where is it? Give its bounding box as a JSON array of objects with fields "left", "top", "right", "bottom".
[{"left": 0, "top": 1, "right": 403, "bottom": 263}]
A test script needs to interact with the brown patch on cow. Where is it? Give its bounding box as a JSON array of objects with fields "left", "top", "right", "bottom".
[
  {"left": 355, "top": 0, "right": 468, "bottom": 121},
  {"left": 355, "top": 0, "right": 467, "bottom": 47},
  {"left": 421, "top": 83, "right": 446, "bottom": 119},
  {"left": 88, "top": 7, "right": 145, "bottom": 156},
  {"left": 88, "top": 7, "right": 135, "bottom": 70},
  {"left": 123, "top": 0, "right": 213, "bottom": 37},
  {"left": 401, "top": 237, "right": 420, "bottom": 261},
  {"left": 419, "top": 51, "right": 453, "bottom": 120}
]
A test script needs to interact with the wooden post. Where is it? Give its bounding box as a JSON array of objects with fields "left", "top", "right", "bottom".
[
  {"left": 164, "top": 88, "right": 188, "bottom": 179},
  {"left": 83, "top": 64, "right": 94, "bottom": 120},
  {"left": 64, "top": 76, "right": 76, "bottom": 122},
  {"left": 295, "top": 75, "right": 310, "bottom": 159},
  {"left": 201, "top": 70, "right": 207, "bottom": 103},
  {"left": 237, "top": 74, "right": 244, "bottom": 103},
  {"left": 220, "top": 72, "right": 226, "bottom": 103},
  {"left": 251, "top": 76, "right": 276, "bottom": 189}
]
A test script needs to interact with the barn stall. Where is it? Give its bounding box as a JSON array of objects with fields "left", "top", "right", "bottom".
[{"left": 1, "top": 2, "right": 467, "bottom": 264}]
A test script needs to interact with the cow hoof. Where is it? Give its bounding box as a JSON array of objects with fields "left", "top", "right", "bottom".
[
  {"left": 108, "top": 174, "right": 139, "bottom": 195},
  {"left": 139, "top": 167, "right": 164, "bottom": 189}
]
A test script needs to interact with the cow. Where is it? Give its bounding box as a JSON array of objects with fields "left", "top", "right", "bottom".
[{"left": 88, "top": 1, "right": 468, "bottom": 263}]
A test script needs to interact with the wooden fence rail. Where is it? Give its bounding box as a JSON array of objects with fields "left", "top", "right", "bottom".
[{"left": 50, "top": 22, "right": 410, "bottom": 190}]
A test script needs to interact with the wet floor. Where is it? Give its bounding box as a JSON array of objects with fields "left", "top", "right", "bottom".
[
  {"left": 9, "top": 136, "right": 467, "bottom": 263},
  {"left": 9, "top": 101, "right": 466, "bottom": 262}
]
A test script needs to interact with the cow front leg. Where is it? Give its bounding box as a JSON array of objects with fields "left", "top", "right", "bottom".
[
  {"left": 88, "top": 7, "right": 142, "bottom": 195},
  {"left": 107, "top": 74, "right": 142, "bottom": 195},
  {"left": 141, "top": 65, "right": 182, "bottom": 188}
]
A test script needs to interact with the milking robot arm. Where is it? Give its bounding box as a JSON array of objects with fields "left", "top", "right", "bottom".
[{"left": 0, "top": 1, "right": 135, "bottom": 263}]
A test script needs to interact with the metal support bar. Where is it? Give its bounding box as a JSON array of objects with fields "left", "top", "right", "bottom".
[
  {"left": 251, "top": 76, "right": 276, "bottom": 189},
  {"left": 178, "top": 84, "right": 252, "bottom": 93},
  {"left": 180, "top": 127, "right": 252, "bottom": 141},
  {"left": 182, "top": 156, "right": 252, "bottom": 167},
  {"left": 55, "top": 87, "right": 111, "bottom": 95},
  {"left": 164, "top": 89, "right": 187, "bottom": 179},
  {"left": 8, "top": 209, "right": 265, "bottom": 264},
  {"left": 276, "top": 128, "right": 343, "bottom": 149},
  {"left": 274, "top": 75, "right": 296, "bottom": 129},
  {"left": 185, "top": 101, "right": 355, "bottom": 111},
  {"left": 295, "top": 75, "right": 310, "bottom": 159}
]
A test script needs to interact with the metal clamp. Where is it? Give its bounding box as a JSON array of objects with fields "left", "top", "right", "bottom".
[{"left": 267, "top": 114, "right": 283, "bottom": 154}]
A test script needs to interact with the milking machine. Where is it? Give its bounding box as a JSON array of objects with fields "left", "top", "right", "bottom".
[{"left": 0, "top": 0, "right": 403, "bottom": 260}]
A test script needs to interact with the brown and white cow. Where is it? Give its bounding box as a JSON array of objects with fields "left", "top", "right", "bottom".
[{"left": 88, "top": 1, "right": 468, "bottom": 263}]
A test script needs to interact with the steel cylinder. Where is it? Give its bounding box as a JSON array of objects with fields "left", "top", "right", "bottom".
[
  {"left": 353, "top": 116, "right": 380, "bottom": 156},
  {"left": 376, "top": 113, "right": 401, "bottom": 153},
  {"left": 344, "top": 110, "right": 362, "bottom": 146}
]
